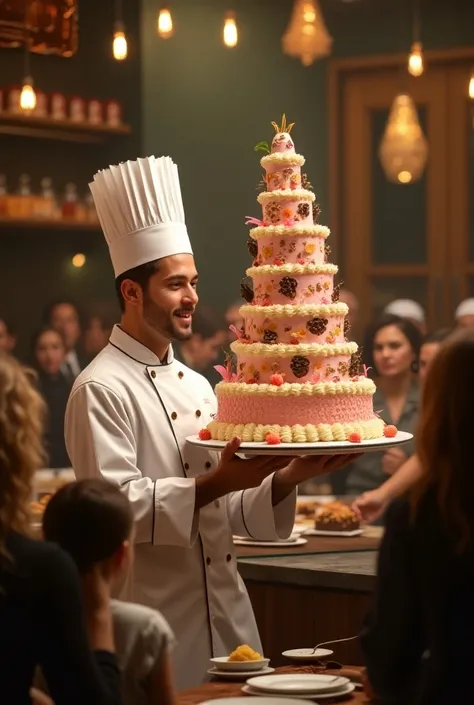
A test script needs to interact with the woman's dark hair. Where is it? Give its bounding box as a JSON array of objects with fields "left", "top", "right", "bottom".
[
  {"left": 363, "top": 314, "right": 423, "bottom": 374},
  {"left": 42, "top": 299, "right": 83, "bottom": 327},
  {"left": 43, "top": 478, "right": 133, "bottom": 573},
  {"left": 31, "top": 326, "right": 66, "bottom": 353},
  {"left": 422, "top": 328, "right": 452, "bottom": 346},
  {"left": 115, "top": 260, "right": 161, "bottom": 313},
  {"left": 412, "top": 328, "right": 474, "bottom": 552}
]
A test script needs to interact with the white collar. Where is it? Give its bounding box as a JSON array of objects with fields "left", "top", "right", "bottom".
[{"left": 109, "top": 325, "right": 174, "bottom": 366}]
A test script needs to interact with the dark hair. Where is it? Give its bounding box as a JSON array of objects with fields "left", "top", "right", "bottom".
[
  {"left": 43, "top": 479, "right": 133, "bottom": 573},
  {"left": 364, "top": 314, "right": 423, "bottom": 373},
  {"left": 412, "top": 328, "right": 474, "bottom": 551},
  {"left": 422, "top": 328, "right": 452, "bottom": 346},
  {"left": 43, "top": 299, "right": 83, "bottom": 327},
  {"left": 0, "top": 313, "right": 15, "bottom": 336},
  {"left": 115, "top": 260, "right": 161, "bottom": 313},
  {"left": 31, "top": 326, "right": 66, "bottom": 353},
  {"left": 191, "top": 306, "right": 226, "bottom": 341}
]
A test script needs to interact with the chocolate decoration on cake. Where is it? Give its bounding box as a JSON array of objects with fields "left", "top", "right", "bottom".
[
  {"left": 344, "top": 319, "right": 351, "bottom": 336},
  {"left": 263, "top": 329, "right": 278, "bottom": 344},
  {"left": 296, "top": 202, "right": 310, "bottom": 219},
  {"left": 246, "top": 236, "right": 258, "bottom": 258},
  {"left": 312, "top": 201, "right": 321, "bottom": 223},
  {"left": 278, "top": 276, "right": 298, "bottom": 299},
  {"left": 265, "top": 201, "right": 281, "bottom": 223},
  {"left": 307, "top": 317, "right": 328, "bottom": 335},
  {"left": 301, "top": 173, "right": 313, "bottom": 191},
  {"left": 332, "top": 281, "right": 344, "bottom": 303},
  {"left": 324, "top": 244, "right": 331, "bottom": 263},
  {"left": 240, "top": 278, "right": 254, "bottom": 303},
  {"left": 290, "top": 355, "right": 310, "bottom": 378},
  {"left": 349, "top": 349, "right": 363, "bottom": 377}
]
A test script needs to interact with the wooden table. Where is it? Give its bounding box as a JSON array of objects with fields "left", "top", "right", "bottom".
[
  {"left": 235, "top": 534, "right": 381, "bottom": 559},
  {"left": 178, "top": 665, "right": 368, "bottom": 705}
]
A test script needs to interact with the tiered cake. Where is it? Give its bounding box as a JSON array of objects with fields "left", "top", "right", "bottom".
[{"left": 207, "top": 116, "right": 385, "bottom": 444}]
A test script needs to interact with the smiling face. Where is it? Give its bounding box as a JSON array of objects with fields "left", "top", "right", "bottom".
[
  {"left": 121, "top": 254, "right": 199, "bottom": 345},
  {"left": 373, "top": 324, "right": 416, "bottom": 378}
]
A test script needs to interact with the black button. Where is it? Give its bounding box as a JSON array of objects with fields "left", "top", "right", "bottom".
[
  {"left": 171, "top": 412, "right": 177, "bottom": 420},
  {"left": 184, "top": 463, "right": 190, "bottom": 470},
  {"left": 226, "top": 554, "right": 232, "bottom": 562},
  {"left": 150, "top": 370, "right": 156, "bottom": 378},
  {"left": 178, "top": 371, "right": 184, "bottom": 379},
  {"left": 195, "top": 410, "right": 201, "bottom": 417},
  {"left": 205, "top": 461, "right": 211, "bottom": 469},
  {"left": 206, "top": 557, "right": 211, "bottom": 566}
]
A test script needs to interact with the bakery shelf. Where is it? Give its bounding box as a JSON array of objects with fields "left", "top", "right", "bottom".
[
  {"left": 0, "top": 113, "right": 131, "bottom": 143},
  {"left": 0, "top": 216, "right": 101, "bottom": 231}
]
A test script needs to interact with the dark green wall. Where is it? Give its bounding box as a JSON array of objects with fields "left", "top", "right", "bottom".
[
  {"left": 141, "top": 0, "right": 474, "bottom": 311},
  {"left": 0, "top": 0, "right": 142, "bottom": 358}
]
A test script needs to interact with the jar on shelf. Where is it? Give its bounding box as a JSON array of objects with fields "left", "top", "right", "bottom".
[
  {"left": 34, "top": 90, "right": 48, "bottom": 118},
  {"left": 61, "top": 182, "right": 78, "bottom": 219},
  {"left": 70, "top": 96, "right": 86, "bottom": 122},
  {"left": 16, "top": 174, "right": 33, "bottom": 219},
  {"left": 8, "top": 86, "right": 22, "bottom": 115},
  {"left": 87, "top": 99, "right": 103, "bottom": 125},
  {"left": 84, "top": 192, "right": 99, "bottom": 223},
  {"left": 36, "top": 177, "right": 58, "bottom": 219},
  {"left": 106, "top": 100, "right": 122, "bottom": 127},
  {"left": 51, "top": 92, "right": 67, "bottom": 121}
]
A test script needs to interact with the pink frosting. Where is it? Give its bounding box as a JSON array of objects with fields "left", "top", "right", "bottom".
[
  {"left": 235, "top": 352, "right": 351, "bottom": 384},
  {"left": 265, "top": 165, "right": 302, "bottom": 192},
  {"left": 253, "top": 271, "right": 334, "bottom": 306},
  {"left": 244, "top": 312, "right": 345, "bottom": 346},
  {"left": 217, "top": 391, "right": 375, "bottom": 426},
  {"left": 271, "top": 132, "right": 295, "bottom": 153},
  {"left": 255, "top": 235, "right": 326, "bottom": 266},
  {"left": 261, "top": 198, "right": 313, "bottom": 227}
]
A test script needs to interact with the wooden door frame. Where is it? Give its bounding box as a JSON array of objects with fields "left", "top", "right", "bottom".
[{"left": 328, "top": 46, "right": 474, "bottom": 260}]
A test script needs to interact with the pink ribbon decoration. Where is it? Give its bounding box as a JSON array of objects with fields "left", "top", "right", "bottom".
[{"left": 245, "top": 216, "right": 265, "bottom": 227}]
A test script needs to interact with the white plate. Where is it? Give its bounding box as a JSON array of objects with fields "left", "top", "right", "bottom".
[
  {"left": 233, "top": 537, "right": 308, "bottom": 548},
  {"left": 186, "top": 431, "right": 412, "bottom": 456},
  {"left": 305, "top": 528, "right": 364, "bottom": 538},
  {"left": 281, "top": 648, "right": 334, "bottom": 662},
  {"left": 242, "top": 683, "right": 356, "bottom": 700},
  {"left": 210, "top": 656, "right": 270, "bottom": 672},
  {"left": 235, "top": 533, "right": 300, "bottom": 543},
  {"left": 202, "top": 698, "right": 309, "bottom": 705},
  {"left": 246, "top": 674, "right": 350, "bottom": 695},
  {"left": 208, "top": 667, "right": 275, "bottom": 680}
]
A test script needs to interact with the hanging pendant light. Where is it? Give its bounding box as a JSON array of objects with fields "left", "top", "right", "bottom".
[
  {"left": 223, "top": 12, "right": 238, "bottom": 48},
  {"left": 282, "top": 0, "right": 332, "bottom": 67},
  {"left": 407, "top": 0, "right": 424, "bottom": 77},
  {"left": 113, "top": 0, "right": 128, "bottom": 60},
  {"left": 157, "top": 5, "right": 174, "bottom": 38},
  {"left": 20, "top": 14, "right": 36, "bottom": 113},
  {"left": 379, "top": 94, "right": 428, "bottom": 184}
]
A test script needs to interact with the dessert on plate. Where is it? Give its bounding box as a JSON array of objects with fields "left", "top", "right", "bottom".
[{"left": 314, "top": 502, "right": 360, "bottom": 532}]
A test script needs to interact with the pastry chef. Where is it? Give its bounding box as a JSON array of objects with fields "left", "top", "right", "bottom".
[{"left": 65, "top": 155, "right": 348, "bottom": 689}]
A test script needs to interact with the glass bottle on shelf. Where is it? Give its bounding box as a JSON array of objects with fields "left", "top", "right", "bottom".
[
  {"left": 84, "top": 191, "right": 98, "bottom": 223},
  {"left": 0, "top": 174, "right": 8, "bottom": 217},
  {"left": 61, "top": 182, "right": 78, "bottom": 220},
  {"left": 38, "top": 177, "right": 58, "bottom": 219},
  {"left": 17, "top": 174, "right": 33, "bottom": 219}
]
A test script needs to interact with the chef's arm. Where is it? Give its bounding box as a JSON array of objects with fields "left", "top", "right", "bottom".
[{"left": 65, "top": 382, "right": 199, "bottom": 549}]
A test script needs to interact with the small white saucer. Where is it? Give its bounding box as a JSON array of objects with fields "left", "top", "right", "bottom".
[
  {"left": 208, "top": 666, "right": 275, "bottom": 680},
  {"left": 233, "top": 537, "right": 308, "bottom": 547},
  {"left": 281, "top": 648, "right": 334, "bottom": 661},
  {"left": 242, "top": 683, "right": 355, "bottom": 700}
]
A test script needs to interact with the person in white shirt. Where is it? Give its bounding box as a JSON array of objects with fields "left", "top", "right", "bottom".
[{"left": 64, "top": 156, "right": 352, "bottom": 689}]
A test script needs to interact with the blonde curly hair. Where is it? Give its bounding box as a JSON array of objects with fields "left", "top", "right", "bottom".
[{"left": 0, "top": 352, "right": 46, "bottom": 560}]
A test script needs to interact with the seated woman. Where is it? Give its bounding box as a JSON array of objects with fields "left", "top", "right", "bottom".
[
  {"left": 43, "top": 478, "right": 177, "bottom": 705},
  {"left": 334, "top": 314, "right": 422, "bottom": 497},
  {"left": 360, "top": 328, "right": 474, "bottom": 705},
  {"left": 0, "top": 352, "right": 122, "bottom": 705}
]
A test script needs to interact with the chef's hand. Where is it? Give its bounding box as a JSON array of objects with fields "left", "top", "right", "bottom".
[
  {"left": 381, "top": 447, "right": 406, "bottom": 476},
  {"left": 195, "top": 437, "right": 292, "bottom": 509},
  {"left": 271, "top": 453, "right": 360, "bottom": 506}
]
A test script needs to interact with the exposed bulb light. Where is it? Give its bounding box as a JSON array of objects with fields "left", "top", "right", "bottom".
[
  {"left": 469, "top": 70, "right": 474, "bottom": 99},
  {"left": 408, "top": 41, "right": 424, "bottom": 77},
  {"left": 223, "top": 12, "right": 238, "bottom": 48},
  {"left": 20, "top": 77, "right": 36, "bottom": 112},
  {"left": 113, "top": 24, "right": 128, "bottom": 60},
  {"left": 157, "top": 7, "right": 173, "bottom": 38},
  {"left": 398, "top": 171, "right": 412, "bottom": 184},
  {"left": 72, "top": 253, "right": 86, "bottom": 268}
]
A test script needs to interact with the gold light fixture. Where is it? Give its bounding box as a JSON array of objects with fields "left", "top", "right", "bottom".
[
  {"left": 223, "top": 12, "right": 238, "bottom": 48},
  {"left": 379, "top": 93, "right": 428, "bottom": 184},
  {"left": 20, "top": 77, "right": 36, "bottom": 112},
  {"left": 407, "top": 0, "right": 424, "bottom": 77},
  {"left": 282, "top": 0, "right": 332, "bottom": 67},
  {"left": 157, "top": 6, "right": 174, "bottom": 38},
  {"left": 113, "top": 1, "right": 128, "bottom": 60},
  {"left": 408, "top": 41, "right": 424, "bottom": 77},
  {"left": 469, "top": 69, "right": 474, "bottom": 99}
]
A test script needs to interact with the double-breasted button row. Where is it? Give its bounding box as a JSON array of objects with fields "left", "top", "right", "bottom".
[{"left": 205, "top": 554, "right": 232, "bottom": 565}]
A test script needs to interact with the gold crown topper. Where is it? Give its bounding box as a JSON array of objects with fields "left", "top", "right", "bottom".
[{"left": 271, "top": 114, "right": 295, "bottom": 135}]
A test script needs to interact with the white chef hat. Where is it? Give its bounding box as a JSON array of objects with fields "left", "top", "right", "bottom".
[
  {"left": 384, "top": 299, "right": 425, "bottom": 324},
  {"left": 455, "top": 298, "right": 474, "bottom": 319},
  {"left": 89, "top": 156, "right": 192, "bottom": 277}
]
